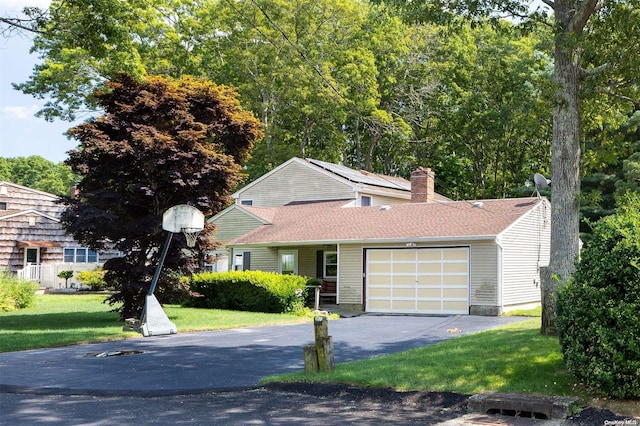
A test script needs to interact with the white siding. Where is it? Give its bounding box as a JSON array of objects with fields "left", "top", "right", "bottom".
[
  {"left": 468, "top": 240, "right": 499, "bottom": 306},
  {"left": 499, "top": 201, "right": 550, "bottom": 306},
  {"left": 231, "top": 247, "right": 278, "bottom": 272},
  {"left": 237, "top": 161, "right": 355, "bottom": 207},
  {"left": 210, "top": 209, "right": 263, "bottom": 243},
  {"left": 337, "top": 244, "right": 363, "bottom": 304}
]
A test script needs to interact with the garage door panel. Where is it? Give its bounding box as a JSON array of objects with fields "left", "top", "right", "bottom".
[
  {"left": 444, "top": 249, "right": 468, "bottom": 261},
  {"left": 369, "top": 288, "right": 391, "bottom": 298},
  {"left": 368, "top": 300, "right": 391, "bottom": 309},
  {"left": 443, "top": 288, "right": 468, "bottom": 298},
  {"left": 417, "top": 301, "right": 442, "bottom": 311},
  {"left": 443, "top": 263, "right": 468, "bottom": 274},
  {"left": 418, "top": 263, "right": 441, "bottom": 274},
  {"left": 393, "top": 263, "right": 417, "bottom": 274},
  {"left": 417, "top": 250, "right": 441, "bottom": 261},
  {"left": 443, "top": 301, "right": 468, "bottom": 311},
  {"left": 417, "top": 275, "right": 441, "bottom": 285},
  {"left": 394, "top": 250, "right": 416, "bottom": 261},
  {"left": 394, "top": 288, "right": 415, "bottom": 298},
  {"left": 443, "top": 275, "right": 467, "bottom": 286},
  {"left": 369, "top": 263, "right": 391, "bottom": 273},
  {"left": 417, "top": 288, "right": 441, "bottom": 298},
  {"left": 369, "top": 251, "right": 392, "bottom": 261},
  {"left": 393, "top": 300, "right": 416, "bottom": 310},
  {"left": 368, "top": 275, "right": 391, "bottom": 285}
]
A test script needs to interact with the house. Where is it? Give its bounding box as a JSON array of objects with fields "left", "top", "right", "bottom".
[
  {"left": 0, "top": 181, "right": 118, "bottom": 289},
  {"left": 209, "top": 157, "right": 449, "bottom": 271},
  {"left": 209, "top": 158, "right": 550, "bottom": 316}
]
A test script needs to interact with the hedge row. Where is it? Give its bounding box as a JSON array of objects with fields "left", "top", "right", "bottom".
[
  {"left": 185, "top": 271, "right": 308, "bottom": 314},
  {"left": 0, "top": 272, "right": 39, "bottom": 312}
]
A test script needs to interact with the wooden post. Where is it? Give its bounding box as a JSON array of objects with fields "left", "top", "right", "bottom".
[
  {"left": 303, "top": 344, "right": 319, "bottom": 372},
  {"left": 313, "top": 316, "right": 335, "bottom": 371},
  {"left": 314, "top": 315, "right": 329, "bottom": 339}
]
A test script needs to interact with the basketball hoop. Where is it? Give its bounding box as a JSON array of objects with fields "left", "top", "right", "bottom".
[{"left": 181, "top": 227, "right": 201, "bottom": 248}]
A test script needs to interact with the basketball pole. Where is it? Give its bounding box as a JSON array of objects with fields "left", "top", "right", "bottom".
[
  {"left": 148, "top": 231, "right": 173, "bottom": 295},
  {"left": 138, "top": 230, "right": 177, "bottom": 337}
]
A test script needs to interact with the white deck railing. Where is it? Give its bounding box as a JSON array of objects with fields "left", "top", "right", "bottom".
[{"left": 17, "top": 263, "right": 103, "bottom": 289}]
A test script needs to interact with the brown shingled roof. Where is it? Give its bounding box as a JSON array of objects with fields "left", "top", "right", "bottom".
[{"left": 228, "top": 197, "right": 546, "bottom": 246}]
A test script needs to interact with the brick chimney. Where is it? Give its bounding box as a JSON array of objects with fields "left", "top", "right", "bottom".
[{"left": 410, "top": 167, "right": 435, "bottom": 203}]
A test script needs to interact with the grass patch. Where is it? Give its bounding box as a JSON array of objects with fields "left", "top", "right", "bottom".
[
  {"left": 0, "top": 294, "right": 310, "bottom": 352},
  {"left": 266, "top": 318, "right": 585, "bottom": 399},
  {"left": 502, "top": 306, "right": 541, "bottom": 317}
]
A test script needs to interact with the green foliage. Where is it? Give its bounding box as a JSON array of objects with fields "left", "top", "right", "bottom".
[
  {"left": 76, "top": 268, "right": 107, "bottom": 291},
  {"left": 557, "top": 193, "right": 640, "bottom": 399},
  {"left": 0, "top": 156, "right": 77, "bottom": 196},
  {"left": 0, "top": 272, "right": 39, "bottom": 312},
  {"left": 187, "top": 271, "right": 308, "bottom": 314}
]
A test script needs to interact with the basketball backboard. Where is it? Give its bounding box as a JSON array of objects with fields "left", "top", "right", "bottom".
[{"left": 162, "top": 204, "right": 205, "bottom": 233}]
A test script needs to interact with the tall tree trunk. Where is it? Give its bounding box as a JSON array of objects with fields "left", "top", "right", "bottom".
[{"left": 541, "top": 1, "right": 585, "bottom": 335}]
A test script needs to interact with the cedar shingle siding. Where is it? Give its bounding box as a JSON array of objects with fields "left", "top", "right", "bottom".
[{"left": 0, "top": 182, "right": 119, "bottom": 288}]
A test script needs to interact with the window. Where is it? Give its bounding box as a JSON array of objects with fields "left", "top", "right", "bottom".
[
  {"left": 324, "top": 251, "right": 338, "bottom": 278},
  {"left": 239, "top": 199, "right": 253, "bottom": 206},
  {"left": 0, "top": 202, "right": 6, "bottom": 210},
  {"left": 64, "top": 248, "right": 99, "bottom": 263},
  {"left": 360, "top": 195, "right": 371, "bottom": 206},
  {"left": 279, "top": 250, "right": 298, "bottom": 275}
]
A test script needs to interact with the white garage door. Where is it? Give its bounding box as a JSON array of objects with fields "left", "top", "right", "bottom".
[{"left": 365, "top": 247, "right": 469, "bottom": 315}]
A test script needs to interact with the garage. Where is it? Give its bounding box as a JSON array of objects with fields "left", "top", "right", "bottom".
[{"left": 365, "top": 247, "right": 469, "bottom": 314}]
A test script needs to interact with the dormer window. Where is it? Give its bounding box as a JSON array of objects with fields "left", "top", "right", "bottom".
[{"left": 360, "top": 195, "right": 371, "bottom": 207}]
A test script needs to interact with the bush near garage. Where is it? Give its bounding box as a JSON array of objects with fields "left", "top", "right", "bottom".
[
  {"left": 556, "top": 193, "right": 640, "bottom": 399},
  {"left": 186, "top": 271, "right": 308, "bottom": 314},
  {"left": 0, "top": 272, "right": 39, "bottom": 312}
]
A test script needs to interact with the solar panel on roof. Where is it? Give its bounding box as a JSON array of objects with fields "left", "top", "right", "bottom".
[{"left": 307, "top": 158, "right": 410, "bottom": 191}]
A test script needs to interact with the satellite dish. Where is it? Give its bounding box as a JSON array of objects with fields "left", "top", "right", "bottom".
[{"left": 533, "top": 173, "right": 550, "bottom": 197}]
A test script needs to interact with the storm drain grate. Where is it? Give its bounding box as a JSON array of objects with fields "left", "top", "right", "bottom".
[
  {"left": 86, "top": 350, "right": 144, "bottom": 358},
  {"left": 468, "top": 393, "right": 579, "bottom": 420},
  {"left": 486, "top": 408, "right": 548, "bottom": 419}
]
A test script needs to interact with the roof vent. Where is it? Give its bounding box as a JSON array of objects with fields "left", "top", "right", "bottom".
[
  {"left": 473, "top": 201, "right": 484, "bottom": 208},
  {"left": 379, "top": 205, "right": 391, "bottom": 211}
]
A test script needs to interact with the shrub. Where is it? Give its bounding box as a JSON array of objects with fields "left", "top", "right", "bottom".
[
  {"left": 0, "top": 272, "right": 39, "bottom": 312},
  {"left": 186, "top": 271, "right": 307, "bottom": 314},
  {"left": 556, "top": 193, "right": 640, "bottom": 399},
  {"left": 76, "top": 267, "right": 107, "bottom": 291}
]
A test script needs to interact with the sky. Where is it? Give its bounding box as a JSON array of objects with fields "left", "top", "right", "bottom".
[{"left": 0, "top": 0, "right": 78, "bottom": 163}]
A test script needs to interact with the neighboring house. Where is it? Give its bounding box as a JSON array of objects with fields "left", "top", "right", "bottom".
[
  {"left": 209, "top": 158, "right": 550, "bottom": 316},
  {"left": 0, "top": 181, "right": 118, "bottom": 289}
]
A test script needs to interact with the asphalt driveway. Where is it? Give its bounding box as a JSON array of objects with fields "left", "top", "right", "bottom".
[{"left": 0, "top": 314, "right": 527, "bottom": 395}]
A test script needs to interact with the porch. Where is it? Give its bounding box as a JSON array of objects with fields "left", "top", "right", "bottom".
[{"left": 17, "top": 263, "right": 103, "bottom": 289}]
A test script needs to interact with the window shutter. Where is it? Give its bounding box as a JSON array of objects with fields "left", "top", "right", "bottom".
[
  {"left": 316, "top": 250, "right": 324, "bottom": 278},
  {"left": 243, "top": 252, "right": 251, "bottom": 271}
]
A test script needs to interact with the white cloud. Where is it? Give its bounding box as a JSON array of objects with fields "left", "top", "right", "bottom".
[{"left": 0, "top": 104, "right": 39, "bottom": 120}]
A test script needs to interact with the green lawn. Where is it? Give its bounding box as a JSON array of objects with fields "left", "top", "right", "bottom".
[
  {"left": 0, "top": 293, "right": 310, "bottom": 352},
  {"left": 266, "top": 318, "right": 584, "bottom": 399}
]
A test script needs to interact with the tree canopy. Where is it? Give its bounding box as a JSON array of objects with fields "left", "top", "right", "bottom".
[
  {"left": 60, "top": 73, "right": 263, "bottom": 318},
  {"left": 0, "top": 156, "right": 76, "bottom": 196}
]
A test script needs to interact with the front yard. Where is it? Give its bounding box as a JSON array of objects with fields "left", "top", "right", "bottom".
[{"left": 0, "top": 293, "right": 309, "bottom": 352}]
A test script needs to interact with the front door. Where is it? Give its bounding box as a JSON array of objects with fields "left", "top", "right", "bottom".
[{"left": 25, "top": 247, "right": 39, "bottom": 266}]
